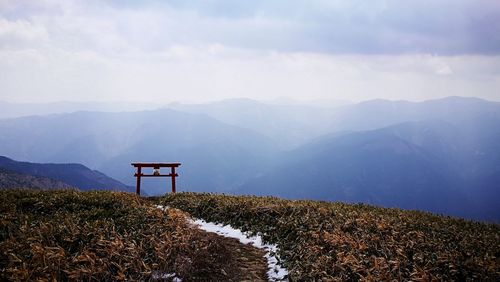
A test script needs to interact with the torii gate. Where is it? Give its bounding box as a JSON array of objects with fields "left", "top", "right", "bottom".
[{"left": 131, "top": 162, "right": 181, "bottom": 196}]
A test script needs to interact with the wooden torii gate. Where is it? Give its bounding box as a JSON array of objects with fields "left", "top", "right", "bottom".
[{"left": 131, "top": 162, "right": 181, "bottom": 196}]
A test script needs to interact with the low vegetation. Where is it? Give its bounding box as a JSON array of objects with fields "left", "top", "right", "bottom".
[
  {"left": 0, "top": 168, "right": 72, "bottom": 190},
  {"left": 0, "top": 189, "right": 266, "bottom": 281},
  {"left": 2, "top": 189, "right": 498, "bottom": 281},
  {"left": 160, "top": 193, "right": 500, "bottom": 281}
]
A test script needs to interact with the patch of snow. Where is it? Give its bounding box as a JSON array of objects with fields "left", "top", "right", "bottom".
[
  {"left": 155, "top": 205, "right": 288, "bottom": 281},
  {"left": 152, "top": 272, "right": 182, "bottom": 281},
  {"left": 191, "top": 219, "right": 289, "bottom": 282},
  {"left": 155, "top": 205, "right": 168, "bottom": 211}
]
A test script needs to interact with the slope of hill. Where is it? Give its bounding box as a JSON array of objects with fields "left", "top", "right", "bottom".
[
  {"left": 0, "top": 168, "right": 72, "bottom": 190},
  {"left": 160, "top": 193, "right": 500, "bottom": 281},
  {"left": 0, "top": 190, "right": 268, "bottom": 281},
  {"left": 241, "top": 116, "right": 500, "bottom": 222},
  {"left": 0, "top": 156, "right": 133, "bottom": 192},
  {"left": 2, "top": 190, "right": 497, "bottom": 281}
]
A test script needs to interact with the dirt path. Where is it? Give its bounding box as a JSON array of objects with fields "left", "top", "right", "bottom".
[
  {"left": 200, "top": 231, "right": 268, "bottom": 281},
  {"left": 150, "top": 201, "right": 269, "bottom": 281}
]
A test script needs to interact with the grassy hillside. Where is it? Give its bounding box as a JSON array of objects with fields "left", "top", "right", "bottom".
[
  {"left": 160, "top": 193, "right": 500, "bottom": 281},
  {"left": 0, "top": 190, "right": 267, "bottom": 281},
  {"left": 2, "top": 190, "right": 498, "bottom": 281},
  {"left": 0, "top": 168, "right": 73, "bottom": 190}
]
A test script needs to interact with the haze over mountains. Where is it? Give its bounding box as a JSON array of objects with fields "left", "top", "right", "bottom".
[
  {"left": 0, "top": 101, "right": 161, "bottom": 119},
  {"left": 244, "top": 116, "right": 500, "bottom": 221},
  {"left": 0, "top": 96, "right": 499, "bottom": 221},
  {"left": 0, "top": 108, "right": 276, "bottom": 194}
]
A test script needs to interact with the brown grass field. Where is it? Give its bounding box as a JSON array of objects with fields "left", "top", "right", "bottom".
[
  {"left": 0, "top": 190, "right": 267, "bottom": 281},
  {"left": 160, "top": 192, "right": 500, "bottom": 281},
  {"left": 1, "top": 189, "right": 499, "bottom": 281}
]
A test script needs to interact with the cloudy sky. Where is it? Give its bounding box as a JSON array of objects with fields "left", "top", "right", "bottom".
[{"left": 0, "top": 0, "right": 499, "bottom": 103}]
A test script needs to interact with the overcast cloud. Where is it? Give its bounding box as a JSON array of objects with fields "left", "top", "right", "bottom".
[{"left": 0, "top": 0, "right": 499, "bottom": 103}]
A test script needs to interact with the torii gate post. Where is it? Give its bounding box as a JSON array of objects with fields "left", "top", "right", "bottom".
[{"left": 131, "top": 162, "right": 181, "bottom": 196}]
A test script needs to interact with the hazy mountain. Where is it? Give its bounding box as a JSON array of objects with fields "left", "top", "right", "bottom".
[
  {"left": 4, "top": 96, "right": 493, "bottom": 155},
  {"left": 328, "top": 96, "right": 500, "bottom": 132},
  {"left": 265, "top": 97, "right": 352, "bottom": 108},
  {"left": 0, "top": 168, "right": 73, "bottom": 190},
  {"left": 0, "top": 156, "right": 133, "bottom": 192},
  {"left": 241, "top": 116, "right": 500, "bottom": 222},
  {"left": 166, "top": 96, "right": 500, "bottom": 150},
  {"left": 0, "top": 101, "right": 163, "bottom": 119},
  {"left": 166, "top": 98, "right": 337, "bottom": 149},
  {"left": 0, "top": 109, "right": 277, "bottom": 195}
]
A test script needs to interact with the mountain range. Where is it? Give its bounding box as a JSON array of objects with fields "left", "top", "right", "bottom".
[
  {"left": 0, "top": 96, "right": 499, "bottom": 221},
  {"left": 242, "top": 116, "right": 500, "bottom": 221},
  {"left": 0, "top": 101, "right": 161, "bottom": 119},
  {"left": 0, "top": 156, "right": 133, "bottom": 192},
  {"left": 0, "top": 109, "right": 276, "bottom": 195}
]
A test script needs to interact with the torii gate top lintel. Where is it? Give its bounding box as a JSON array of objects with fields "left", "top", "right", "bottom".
[
  {"left": 131, "top": 162, "right": 181, "bottom": 196},
  {"left": 132, "top": 162, "right": 181, "bottom": 168}
]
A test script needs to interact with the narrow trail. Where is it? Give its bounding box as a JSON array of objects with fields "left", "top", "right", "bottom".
[
  {"left": 201, "top": 231, "right": 268, "bottom": 281},
  {"left": 191, "top": 219, "right": 288, "bottom": 281},
  {"left": 154, "top": 204, "right": 271, "bottom": 281}
]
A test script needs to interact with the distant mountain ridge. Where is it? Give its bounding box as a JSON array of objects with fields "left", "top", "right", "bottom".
[
  {"left": 0, "top": 156, "right": 133, "bottom": 192},
  {"left": 0, "top": 101, "right": 162, "bottom": 119},
  {"left": 166, "top": 98, "right": 336, "bottom": 149},
  {"left": 328, "top": 96, "right": 500, "bottom": 133},
  {"left": 166, "top": 96, "right": 500, "bottom": 150}
]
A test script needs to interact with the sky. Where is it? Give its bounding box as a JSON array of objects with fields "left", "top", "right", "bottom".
[{"left": 0, "top": 0, "right": 499, "bottom": 103}]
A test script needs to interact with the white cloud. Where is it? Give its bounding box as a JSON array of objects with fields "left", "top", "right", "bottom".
[
  {"left": 1, "top": 43, "right": 499, "bottom": 103},
  {"left": 0, "top": 18, "right": 49, "bottom": 48},
  {"left": 0, "top": 0, "right": 499, "bottom": 103}
]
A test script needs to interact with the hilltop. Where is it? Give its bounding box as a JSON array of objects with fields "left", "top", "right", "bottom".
[{"left": 1, "top": 189, "right": 498, "bottom": 281}]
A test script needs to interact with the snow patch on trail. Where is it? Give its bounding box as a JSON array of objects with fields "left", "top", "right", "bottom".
[
  {"left": 191, "top": 219, "right": 289, "bottom": 281},
  {"left": 152, "top": 272, "right": 181, "bottom": 282},
  {"left": 155, "top": 205, "right": 288, "bottom": 281}
]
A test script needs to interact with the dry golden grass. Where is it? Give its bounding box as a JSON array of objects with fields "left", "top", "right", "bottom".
[
  {"left": 0, "top": 189, "right": 266, "bottom": 281},
  {"left": 160, "top": 192, "right": 500, "bottom": 281}
]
